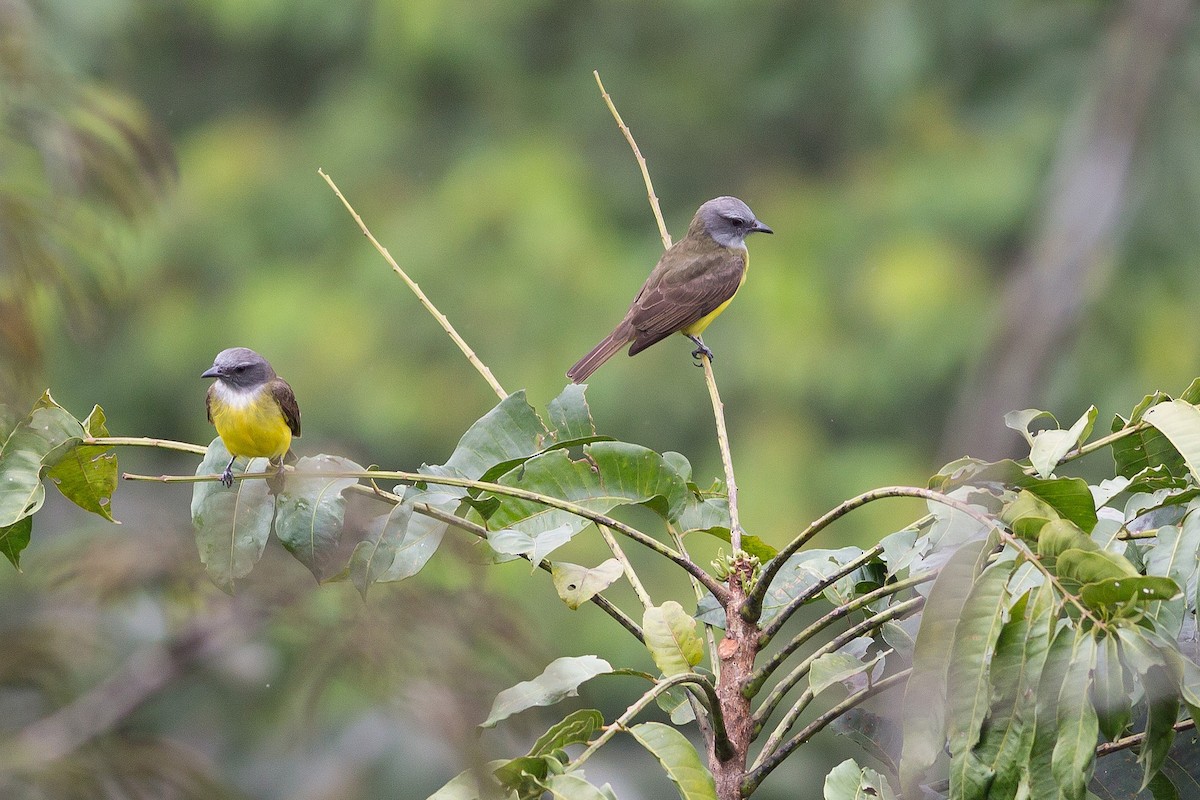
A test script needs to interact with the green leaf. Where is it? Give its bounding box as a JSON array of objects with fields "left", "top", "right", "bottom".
[
  {"left": 274, "top": 455, "right": 361, "bottom": 578},
  {"left": 46, "top": 405, "right": 117, "bottom": 522},
  {"left": 1144, "top": 400, "right": 1200, "bottom": 484},
  {"left": 809, "top": 641, "right": 883, "bottom": 697},
  {"left": 1092, "top": 633, "right": 1133, "bottom": 742},
  {"left": 643, "top": 601, "right": 703, "bottom": 677},
  {"left": 967, "top": 583, "right": 1056, "bottom": 800},
  {"left": 1111, "top": 413, "right": 1187, "bottom": 480},
  {"left": 349, "top": 501, "right": 409, "bottom": 597},
  {"left": 689, "top": 519, "right": 777, "bottom": 561},
  {"left": 1079, "top": 576, "right": 1180, "bottom": 611},
  {"left": 493, "top": 755, "right": 558, "bottom": 795},
  {"left": 190, "top": 439, "right": 274, "bottom": 593},
  {"left": 1029, "top": 406, "right": 1097, "bottom": 478},
  {"left": 626, "top": 722, "right": 717, "bottom": 800},
  {"left": 899, "top": 533, "right": 996, "bottom": 798},
  {"left": 1117, "top": 628, "right": 1181, "bottom": 790},
  {"left": 823, "top": 758, "right": 897, "bottom": 800},
  {"left": 426, "top": 768, "right": 501, "bottom": 800},
  {"left": 551, "top": 560, "right": 623, "bottom": 610},
  {"left": 656, "top": 685, "right": 697, "bottom": 725},
  {"left": 1056, "top": 548, "right": 1139, "bottom": 586},
  {"left": 376, "top": 489, "right": 460, "bottom": 583},
  {"left": 947, "top": 562, "right": 1014, "bottom": 795},
  {"left": 1142, "top": 519, "right": 1200, "bottom": 636},
  {"left": 487, "top": 442, "right": 689, "bottom": 541},
  {"left": 529, "top": 709, "right": 604, "bottom": 757},
  {"left": 442, "top": 390, "right": 549, "bottom": 479},
  {"left": 1051, "top": 629, "right": 1099, "bottom": 800},
  {"left": 1027, "top": 626, "right": 1077, "bottom": 800},
  {"left": 0, "top": 516, "right": 32, "bottom": 569},
  {"left": 481, "top": 655, "right": 612, "bottom": 728},
  {"left": 488, "top": 524, "right": 575, "bottom": 565},
  {"left": 540, "top": 774, "right": 616, "bottom": 800},
  {"left": 0, "top": 392, "right": 86, "bottom": 528},
  {"left": 1004, "top": 408, "right": 1058, "bottom": 445},
  {"left": 546, "top": 384, "right": 596, "bottom": 442}
]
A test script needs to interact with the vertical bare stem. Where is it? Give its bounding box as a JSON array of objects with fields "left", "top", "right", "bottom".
[
  {"left": 702, "top": 357, "right": 742, "bottom": 553},
  {"left": 318, "top": 169, "right": 508, "bottom": 401},
  {"left": 593, "top": 70, "right": 671, "bottom": 250},
  {"left": 597, "top": 524, "right": 654, "bottom": 609}
]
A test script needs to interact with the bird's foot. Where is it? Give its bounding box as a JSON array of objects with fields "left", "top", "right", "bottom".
[
  {"left": 220, "top": 466, "right": 235, "bottom": 488},
  {"left": 688, "top": 335, "right": 714, "bottom": 366}
]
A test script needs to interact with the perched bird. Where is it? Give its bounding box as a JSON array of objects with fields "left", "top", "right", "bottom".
[
  {"left": 201, "top": 347, "right": 301, "bottom": 488},
  {"left": 567, "top": 196, "right": 772, "bottom": 383}
]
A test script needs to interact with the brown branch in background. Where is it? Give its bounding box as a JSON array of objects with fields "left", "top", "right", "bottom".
[
  {"left": 941, "top": 0, "right": 1193, "bottom": 460},
  {"left": 5, "top": 601, "right": 256, "bottom": 770},
  {"left": 318, "top": 169, "right": 508, "bottom": 402}
]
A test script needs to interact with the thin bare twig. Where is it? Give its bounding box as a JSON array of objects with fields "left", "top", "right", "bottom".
[
  {"left": 593, "top": 70, "right": 670, "bottom": 249},
  {"left": 318, "top": 168, "right": 507, "bottom": 401}
]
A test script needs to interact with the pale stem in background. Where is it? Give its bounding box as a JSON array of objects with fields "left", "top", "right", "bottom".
[
  {"left": 317, "top": 168, "right": 508, "bottom": 402},
  {"left": 594, "top": 69, "right": 745, "bottom": 555}
]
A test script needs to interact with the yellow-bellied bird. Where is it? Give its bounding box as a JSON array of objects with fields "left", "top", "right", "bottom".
[
  {"left": 566, "top": 196, "right": 772, "bottom": 383},
  {"left": 202, "top": 347, "right": 301, "bottom": 488}
]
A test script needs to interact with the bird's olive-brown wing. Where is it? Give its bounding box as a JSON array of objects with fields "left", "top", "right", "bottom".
[
  {"left": 626, "top": 247, "right": 745, "bottom": 353},
  {"left": 271, "top": 379, "right": 302, "bottom": 437}
]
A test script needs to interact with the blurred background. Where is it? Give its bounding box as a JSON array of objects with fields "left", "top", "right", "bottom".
[{"left": 2, "top": 0, "right": 1199, "bottom": 797}]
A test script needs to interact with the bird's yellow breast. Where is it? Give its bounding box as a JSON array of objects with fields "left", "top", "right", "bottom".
[
  {"left": 680, "top": 250, "right": 748, "bottom": 337},
  {"left": 208, "top": 386, "right": 292, "bottom": 461}
]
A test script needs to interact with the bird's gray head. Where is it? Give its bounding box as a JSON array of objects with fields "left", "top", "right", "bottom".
[
  {"left": 693, "top": 196, "right": 773, "bottom": 248},
  {"left": 201, "top": 347, "right": 277, "bottom": 389}
]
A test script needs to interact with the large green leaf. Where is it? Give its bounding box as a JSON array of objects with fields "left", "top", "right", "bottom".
[
  {"left": 540, "top": 774, "right": 616, "bottom": 800},
  {"left": 809, "top": 638, "right": 883, "bottom": 696},
  {"left": 488, "top": 442, "right": 689, "bottom": 539},
  {"left": 1117, "top": 627, "right": 1181, "bottom": 790},
  {"left": 1079, "top": 576, "right": 1180, "bottom": 612},
  {"left": 46, "top": 405, "right": 117, "bottom": 522},
  {"left": 442, "top": 390, "right": 549, "bottom": 480},
  {"left": 1091, "top": 633, "right": 1133, "bottom": 743},
  {"left": 822, "top": 758, "right": 897, "bottom": 800},
  {"left": 349, "top": 500, "right": 408, "bottom": 597},
  {"left": 377, "top": 490, "right": 461, "bottom": 583},
  {"left": 947, "top": 562, "right": 1014, "bottom": 794},
  {"left": 1141, "top": 518, "right": 1200, "bottom": 636},
  {"left": 1144, "top": 401, "right": 1200, "bottom": 484},
  {"left": 1026, "top": 626, "right": 1076, "bottom": 800},
  {"left": 0, "top": 392, "right": 86, "bottom": 529},
  {"left": 546, "top": 384, "right": 596, "bottom": 442},
  {"left": 0, "top": 516, "right": 32, "bottom": 569},
  {"left": 1056, "top": 548, "right": 1139, "bottom": 587},
  {"left": 551, "top": 560, "right": 624, "bottom": 610},
  {"left": 931, "top": 458, "right": 1097, "bottom": 531},
  {"left": 1051, "top": 629, "right": 1099, "bottom": 800},
  {"left": 643, "top": 601, "right": 703, "bottom": 677},
  {"left": 967, "top": 584, "right": 1055, "bottom": 800},
  {"left": 1111, "top": 408, "right": 1188, "bottom": 481},
  {"left": 274, "top": 455, "right": 361, "bottom": 578},
  {"left": 1005, "top": 406, "right": 1096, "bottom": 478},
  {"left": 481, "top": 655, "right": 612, "bottom": 728},
  {"left": 190, "top": 439, "right": 274, "bottom": 593},
  {"left": 529, "top": 709, "right": 604, "bottom": 757},
  {"left": 899, "top": 534, "right": 996, "bottom": 798},
  {"left": 626, "top": 722, "right": 717, "bottom": 800}
]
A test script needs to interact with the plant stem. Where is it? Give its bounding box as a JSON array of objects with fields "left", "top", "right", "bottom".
[
  {"left": 593, "top": 70, "right": 671, "bottom": 250},
  {"left": 597, "top": 524, "right": 654, "bottom": 609},
  {"left": 702, "top": 356, "right": 743, "bottom": 554},
  {"left": 749, "top": 486, "right": 982, "bottom": 620},
  {"left": 83, "top": 436, "right": 208, "bottom": 455},
  {"left": 396, "top": 493, "right": 645, "bottom": 643},
  {"left": 571, "top": 672, "right": 727, "bottom": 769},
  {"left": 1094, "top": 718, "right": 1196, "bottom": 757},
  {"left": 742, "top": 669, "right": 910, "bottom": 794},
  {"left": 318, "top": 168, "right": 507, "bottom": 401},
  {"left": 751, "top": 596, "right": 924, "bottom": 759},
  {"left": 756, "top": 544, "right": 884, "bottom": 644},
  {"left": 124, "top": 466, "right": 729, "bottom": 601},
  {"left": 748, "top": 576, "right": 931, "bottom": 708}
]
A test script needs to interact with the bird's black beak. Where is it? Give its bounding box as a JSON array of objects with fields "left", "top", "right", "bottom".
[
  {"left": 752, "top": 220, "right": 773, "bottom": 235},
  {"left": 201, "top": 366, "right": 221, "bottom": 379}
]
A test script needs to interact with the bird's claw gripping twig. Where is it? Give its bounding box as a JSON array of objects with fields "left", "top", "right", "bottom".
[{"left": 687, "top": 335, "right": 714, "bottom": 365}]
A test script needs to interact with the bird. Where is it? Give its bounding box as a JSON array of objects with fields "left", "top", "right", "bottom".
[
  {"left": 566, "top": 196, "right": 772, "bottom": 383},
  {"left": 201, "top": 347, "right": 301, "bottom": 489}
]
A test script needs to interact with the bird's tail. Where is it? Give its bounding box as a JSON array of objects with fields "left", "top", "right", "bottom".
[{"left": 567, "top": 330, "right": 631, "bottom": 383}]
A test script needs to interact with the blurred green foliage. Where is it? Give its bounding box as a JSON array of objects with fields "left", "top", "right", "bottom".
[{"left": 4, "top": 0, "right": 1200, "bottom": 797}]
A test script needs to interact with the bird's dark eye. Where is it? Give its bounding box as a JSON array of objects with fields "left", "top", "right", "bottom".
[
  {"left": 233, "top": 365, "right": 247, "bottom": 373},
  {"left": 729, "top": 217, "right": 745, "bottom": 227}
]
